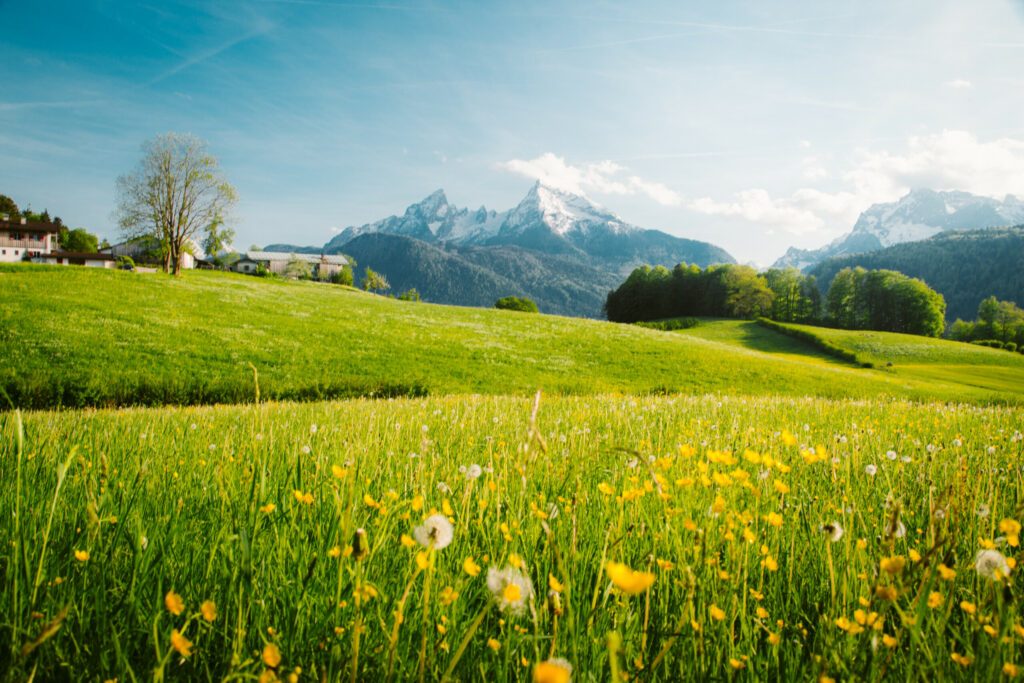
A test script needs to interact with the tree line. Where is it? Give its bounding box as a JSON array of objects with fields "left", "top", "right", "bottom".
[
  {"left": 605, "top": 263, "right": 947, "bottom": 337},
  {"left": 949, "top": 296, "right": 1024, "bottom": 351}
]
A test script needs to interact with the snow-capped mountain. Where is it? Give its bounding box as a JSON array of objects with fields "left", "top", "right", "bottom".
[
  {"left": 774, "top": 189, "right": 1024, "bottom": 270},
  {"left": 265, "top": 183, "right": 734, "bottom": 317},
  {"left": 272, "top": 181, "right": 733, "bottom": 272}
]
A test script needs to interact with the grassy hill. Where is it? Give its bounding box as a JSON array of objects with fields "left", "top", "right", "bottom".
[{"left": 2, "top": 264, "right": 1023, "bottom": 408}]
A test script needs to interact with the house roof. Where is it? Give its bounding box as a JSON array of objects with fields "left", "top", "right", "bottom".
[
  {"left": 45, "top": 251, "right": 118, "bottom": 261},
  {"left": 0, "top": 219, "right": 60, "bottom": 233},
  {"left": 243, "top": 251, "right": 348, "bottom": 265}
]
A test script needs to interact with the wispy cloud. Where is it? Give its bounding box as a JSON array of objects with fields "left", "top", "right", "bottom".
[
  {"left": 943, "top": 78, "right": 973, "bottom": 89},
  {"left": 499, "top": 152, "right": 681, "bottom": 206},
  {"left": 145, "top": 20, "right": 274, "bottom": 86},
  {"left": 0, "top": 100, "right": 102, "bottom": 111}
]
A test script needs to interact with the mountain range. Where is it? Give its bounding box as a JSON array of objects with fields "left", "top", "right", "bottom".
[
  {"left": 773, "top": 189, "right": 1024, "bottom": 270},
  {"left": 267, "top": 182, "right": 734, "bottom": 317}
]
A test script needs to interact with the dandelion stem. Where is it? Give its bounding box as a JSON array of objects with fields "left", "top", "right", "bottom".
[{"left": 441, "top": 604, "right": 489, "bottom": 682}]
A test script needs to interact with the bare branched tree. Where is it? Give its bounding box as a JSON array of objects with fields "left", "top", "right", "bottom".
[{"left": 115, "top": 133, "right": 237, "bottom": 275}]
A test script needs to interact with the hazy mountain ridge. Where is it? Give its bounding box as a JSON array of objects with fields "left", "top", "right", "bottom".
[
  {"left": 267, "top": 182, "right": 734, "bottom": 316},
  {"left": 774, "top": 189, "right": 1024, "bottom": 270}
]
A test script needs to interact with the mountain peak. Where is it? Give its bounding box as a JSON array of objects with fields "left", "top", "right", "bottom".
[{"left": 408, "top": 189, "right": 450, "bottom": 216}]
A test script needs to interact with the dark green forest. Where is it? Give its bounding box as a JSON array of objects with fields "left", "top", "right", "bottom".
[{"left": 809, "top": 227, "right": 1024, "bottom": 321}]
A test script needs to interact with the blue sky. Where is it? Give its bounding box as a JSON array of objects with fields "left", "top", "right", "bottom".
[{"left": 3, "top": 0, "right": 1024, "bottom": 263}]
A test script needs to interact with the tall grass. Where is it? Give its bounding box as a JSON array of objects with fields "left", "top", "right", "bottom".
[{"left": 2, "top": 394, "right": 1022, "bottom": 680}]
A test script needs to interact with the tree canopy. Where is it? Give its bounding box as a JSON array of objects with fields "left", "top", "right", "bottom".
[{"left": 115, "top": 133, "right": 237, "bottom": 276}]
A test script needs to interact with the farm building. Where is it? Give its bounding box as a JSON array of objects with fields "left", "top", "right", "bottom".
[
  {"left": 234, "top": 251, "right": 348, "bottom": 279},
  {"left": 101, "top": 236, "right": 196, "bottom": 269},
  {"left": 36, "top": 252, "right": 119, "bottom": 268},
  {"left": 0, "top": 215, "right": 60, "bottom": 263}
]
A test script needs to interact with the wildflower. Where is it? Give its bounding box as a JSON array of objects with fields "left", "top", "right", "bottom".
[
  {"left": 781, "top": 430, "right": 797, "bottom": 446},
  {"left": 165, "top": 591, "right": 185, "bottom": 616},
  {"left": 927, "top": 591, "right": 943, "bottom": 609},
  {"left": 605, "top": 562, "right": 655, "bottom": 595},
  {"left": 1004, "top": 663, "right": 1019, "bottom": 678},
  {"left": 331, "top": 465, "right": 347, "bottom": 479},
  {"left": 977, "top": 504, "right": 991, "bottom": 518},
  {"left": 74, "top": 549, "right": 89, "bottom": 562},
  {"left": 293, "top": 490, "right": 314, "bottom": 505},
  {"left": 999, "top": 519, "right": 1021, "bottom": 547},
  {"left": 865, "top": 464, "right": 877, "bottom": 477},
  {"left": 487, "top": 566, "right": 534, "bottom": 615},
  {"left": 975, "top": 549, "right": 1012, "bottom": 581},
  {"left": 487, "top": 638, "right": 501, "bottom": 652},
  {"left": 885, "top": 519, "right": 907, "bottom": 539},
  {"left": 773, "top": 480, "right": 790, "bottom": 495},
  {"left": 709, "top": 604, "right": 726, "bottom": 621},
  {"left": 533, "top": 658, "right": 572, "bottom": 683},
  {"left": 548, "top": 574, "right": 565, "bottom": 593},
  {"left": 880, "top": 556, "right": 905, "bottom": 575},
  {"left": 413, "top": 514, "right": 454, "bottom": 550},
  {"left": 768, "top": 632, "right": 781, "bottom": 645},
  {"left": 951, "top": 652, "right": 973, "bottom": 667},
  {"left": 170, "top": 629, "right": 193, "bottom": 657},
  {"left": 259, "top": 503, "right": 276, "bottom": 514},
  {"left": 463, "top": 556, "right": 482, "bottom": 577},
  {"left": 756, "top": 607, "right": 769, "bottom": 619},
  {"left": 765, "top": 512, "right": 783, "bottom": 528},
  {"left": 729, "top": 658, "right": 746, "bottom": 670},
  {"left": 201, "top": 600, "right": 217, "bottom": 622},
  {"left": 960, "top": 601, "right": 976, "bottom": 615},
  {"left": 328, "top": 545, "right": 342, "bottom": 558},
  {"left": 439, "top": 586, "right": 459, "bottom": 606},
  {"left": 263, "top": 642, "right": 281, "bottom": 668},
  {"left": 465, "top": 464, "right": 483, "bottom": 480},
  {"left": 882, "top": 634, "right": 898, "bottom": 648},
  {"left": 762, "top": 555, "right": 779, "bottom": 572},
  {"left": 885, "top": 450, "right": 898, "bottom": 461},
  {"left": 937, "top": 563, "right": 956, "bottom": 580},
  {"left": 597, "top": 482, "right": 614, "bottom": 495},
  {"left": 820, "top": 522, "right": 843, "bottom": 542}
]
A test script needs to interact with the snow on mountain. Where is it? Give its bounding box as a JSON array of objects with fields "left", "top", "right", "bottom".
[
  {"left": 773, "top": 189, "right": 1024, "bottom": 270},
  {"left": 499, "top": 182, "right": 637, "bottom": 238}
]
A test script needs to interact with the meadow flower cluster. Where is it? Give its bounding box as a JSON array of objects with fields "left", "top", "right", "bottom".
[{"left": 1, "top": 394, "right": 1022, "bottom": 680}]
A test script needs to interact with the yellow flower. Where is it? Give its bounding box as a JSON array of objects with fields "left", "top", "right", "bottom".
[
  {"left": 768, "top": 631, "right": 781, "bottom": 645},
  {"left": 756, "top": 607, "right": 769, "bottom": 619},
  {"left": 773, "top": 480, "right": 790, "bottom": 495},
  {"left": 927, "top": 591, "right": 943, "bottom": 609},
  {"left": 400, "top": 534, "right": 416, "bottom": 548},
  {"left": 165, "top": 591, "right": 184, "bottom": 616},
  {"left": 937, "top": 564, "right": 956, "bottom": 580},
  {"left": 532, "top": 658, "right": 572, "bottom": 683},
  {"left": 170, "top": 629, "right": 192, "bottom": 657},
  {"left": 999, "top": 519, "right": 1021, "bottom": 547},
  {"left": 411, "top": 494, "right": 424, "bottom": 511},
  {"left": 487, "top": 638, "right": 501, "bottom": 652},
  {"left": 882, "top": 634, "right": 898, "bottom": 648},
  {"left": 951, "top": 652, "right": 973, "bottom": 667},
  {"left": 439, "top": 586, "right": 459, "bottom": 606},
  {"left": 880, "top": 556, "right": 905, "bottom": 575},
  {"left": 548, "top": 574, "right": 564, "bottom": 593},
  {"left": 200, "top": 600, "right": 217, "bottom": 622},
  {"left": 502, "top": 583, "right": 522, "bottom": 604},
  {"left": 856, "top": 538, "right": 868, "bottom": 551},
  {"left": 363, "top": 493, "right": 378, "bottom": 508},
  {"left": 781, "top": 430, "right": 797, "bottom": 446},
  {"left": 709, "top": 604, "right": 726, "bottom": 621},
  {"left": 463, "top": 556, "right": 482, "bottom": 577},
  {"left": 263, "top": 642, "right": 282, "bottom": 668},
  {"left": 960, "top": 601, "right": 976, "bottom": 615},
  {"left": 331, "top": 465, "right": 348, "bottom": 480},
  {"left": 74, "top": 549, "right": 90, "bottom": 562},
  {"left": 416, "top": 552, "right": 429, "bottom": 570},
  {"left": 597, "top": 482, "right": 614, "bottom": 496},
  {"left": 1003, "top": 662, "right": 1019, "bottom": 678},
  {"left": 328, "top": 546, "right": 342, "bottom": 558},
  {"left": 605, "top": 561, "right": 656, "bottom": 595},
  {"left": 729, "top": 658, "right": 746, "bottom": 670},
  {"left": 762, "top": 555, "right": 779, "bottom": 572},
  {"left": 259, "top": 503, "right": 276, "bottom": 514},
  {"left": 765, "top": 512, "right": 783, "bottom": 528}
]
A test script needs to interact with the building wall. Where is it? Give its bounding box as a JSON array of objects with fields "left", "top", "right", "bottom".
[{"left": 0, "top": 248, "right": 25, "bottom": 263}]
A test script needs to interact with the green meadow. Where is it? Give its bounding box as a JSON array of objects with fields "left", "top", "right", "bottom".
[
  {"left": 1, "top": 265, "right": 1023, "bottom": 681},
  {"left": 1, "top": 265, "right": 1023, "bottom": 408}
]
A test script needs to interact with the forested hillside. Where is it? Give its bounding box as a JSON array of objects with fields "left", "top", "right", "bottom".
[{"left": 809, "top": 227, "right": 1024, "bottom": 320}]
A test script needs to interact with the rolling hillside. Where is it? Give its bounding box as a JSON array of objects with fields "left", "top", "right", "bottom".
[{"left": 2, "top": 264, "right": 1023, "bottom": 408}]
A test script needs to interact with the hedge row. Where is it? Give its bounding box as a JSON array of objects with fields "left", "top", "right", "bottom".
[
  {"left": 755, "top": 318, "right": 875, "bottom": 368},
  {"left": 970, "top": 339, "right": 1024, "bottom": 354},
  {"left": 635, "top": 317, "right": 701, "bottom": 331}
]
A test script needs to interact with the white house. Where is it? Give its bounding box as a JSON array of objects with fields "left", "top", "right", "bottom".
[
  {"left": 101, "top": 236, "right": 196, "bottom": 270},
  {"left": 233, "top": 251, "right": 348, "bottom": 279},
  {"left": 0, "top": 215, "right": 60, "bottom": 263},
  {"left": 36, "top": 252, "right": 118, "bottom": 268}
]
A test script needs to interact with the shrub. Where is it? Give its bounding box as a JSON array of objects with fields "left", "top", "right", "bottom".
[
  {"left": 635, "top": 318, "right": 700, "bottom": 331},
  {"left": 115, "top": 255, "right": 135, "bottom": 270},
  {"left": 398, "top": 288, "right": 422, "bottom": 302},
  {"left": 756, "top": 318, "right": 874, "bottom": 368},
  {"left": 495, "top": 296, "right": 538, "bottom": 313}
]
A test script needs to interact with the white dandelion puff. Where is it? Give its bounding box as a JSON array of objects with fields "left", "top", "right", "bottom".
[
  {"left": 865, "top": 464, "right": 878, "bottom": 476},
  {"left": 413, "top": 514, "right": 454, "bottom": 550},
  {"left": 975, "top": 549, "right": 1011, "bottom": 580},
  {"left": 486, "top": 566, "right": 534, "bottom": 615},
  {"left": 820, "top": 522, "right": 844, "bottom": 542},
  {"left": 466, "top": 464, "right": 482, "bottom": 480}
]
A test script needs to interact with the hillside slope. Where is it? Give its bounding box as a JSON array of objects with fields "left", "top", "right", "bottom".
[
  {"left": 1, "top": 265, "right": 1022, "bottom": 409},
  {"left": 808, "top": 227, "right": 1024, "bottom": 320}
]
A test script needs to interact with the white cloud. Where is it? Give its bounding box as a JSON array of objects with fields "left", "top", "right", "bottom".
[
  {"left": 943, "top": 78, "right": 973, "bottom": 89},
  {"left": 801, "top": 155, "right": 829, "bottom": 181},
  {"left": 499, "top": 152, "right": 681, "bottom": 206},
  {"left": 689, "top": 130, "right": 1024, "bottom": 236}
]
